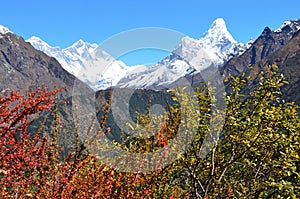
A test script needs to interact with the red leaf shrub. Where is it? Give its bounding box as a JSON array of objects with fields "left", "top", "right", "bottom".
[{"left": 0, "top": 87, "right": 183, "bottom": 198}]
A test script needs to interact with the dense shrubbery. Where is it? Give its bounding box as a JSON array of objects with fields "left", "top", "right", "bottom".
[{"left": 0, "top": 66, "right": 299, "bottom": 198}]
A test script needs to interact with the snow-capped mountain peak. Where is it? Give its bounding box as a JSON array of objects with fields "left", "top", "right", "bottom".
[
  {"left": 28, "top": 36, "right": 49, "bottom": 45},
  {"left": 275, "top": 19, "right": 300, "bottom": 33},
  {"left": 71, "top": 39, "right": 85, "bottom": 47},
  {"left": 167, "top": 18, "right": 247, "bottom": 69},
  {"left": 27, "top": 36, "right": 61, "bottom": 52},
  {"left": 0, "top": 25, "right": 12, "bottom": 34},
  {"left": 201, "top": 18, "right": 237, "bottom": 52},
  {"left": 203, "top": 18, "right": 236, "bottom": 44},
  {"left": 211, "top": 18, "right": 226, "bottom": 27},
  {"left": 69, "top": 39, "right": 98, "bottom": 50},
  {"left": 65, "top": 39, "right": 98, "bottom": 59},
  {"left": 205, "top": 18, "right": 228, "bottom": 35}
]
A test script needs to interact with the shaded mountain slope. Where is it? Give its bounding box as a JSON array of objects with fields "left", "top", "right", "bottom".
[{"left": 221, "top": 19, "right": 300, "bottom": 76}]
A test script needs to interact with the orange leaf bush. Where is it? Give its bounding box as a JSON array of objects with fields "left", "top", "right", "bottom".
[{"left": 0, "top": 87, "right": 184, "bottom": 198}]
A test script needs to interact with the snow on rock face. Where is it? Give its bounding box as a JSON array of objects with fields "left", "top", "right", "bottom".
[
  {"left": 0, "top": 25, "right": 11, "bottom": 34},
  {"left": 275, "top": 19, "right": 300, "bottom": 33},
  {"left": 117, "top": 60, "right": 193, "bottom": 89},
  {"left": 196, "top": 18, "right": 247, "bottom": 66},
  {"left": 28, "top": 36, "right": 79, "bottom": 75},
  {"left": 64, "top": 39, "right": 98, "bottom": 60},
  {"left": 201, "top": 18, "right": 236, "bottom": 48}
]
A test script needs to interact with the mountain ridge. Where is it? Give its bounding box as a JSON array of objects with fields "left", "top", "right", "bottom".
[
  {"left": 0, "top": 32, "right": 77, "bottom": 95},
  {"left": 27, "top": 36, "right": 140, "bottom": 90},
  {"left": 26, "top": 18, "right": 249, "bottom": 90},
  {"left": 3, "top": 18, "right": 299, "bottom": 92},
  {"left": 115, "top": 18, "right": 249, "bottom": 89},
  {"left": 255, "top": 29, "right": 300, "bottom": 102},
  {"left": 221, "top": 19, "right": 300, "bottom": 77},
  {"left": 0, "top": 25, "right": 12, "bottom": 35}
]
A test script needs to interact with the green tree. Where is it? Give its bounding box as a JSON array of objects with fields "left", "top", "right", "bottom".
[{"left": 169, "top": 65, "right": 300, "bottom": 198}]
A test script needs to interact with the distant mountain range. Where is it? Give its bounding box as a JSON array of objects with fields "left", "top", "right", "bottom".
[
  {"left": 26, "top": 36, "right": 138, "bottom": 90},
  {"left": 1, "top": 18, "right": 300, "bottom": 98},
  {"left": 26, "top": 18, "right": 251, "bottom": 90},
  {"left": 116, "top": 18, "right": 251, "bottom": 89}
]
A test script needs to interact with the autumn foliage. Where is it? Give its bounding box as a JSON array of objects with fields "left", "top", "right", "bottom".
[
  {"left": 1, "top": 66, "right": 299, "bottom": 198},
  {"left": 0, "top": 87, "right": 182, "bottom": 198},
  {"left": 0, "top": 87, "right": 60, "bottom": 196}
]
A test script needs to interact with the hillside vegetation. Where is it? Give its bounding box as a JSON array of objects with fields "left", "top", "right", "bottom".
[{"left": 0, "top": 66, "right": 299, "bottom": 198}]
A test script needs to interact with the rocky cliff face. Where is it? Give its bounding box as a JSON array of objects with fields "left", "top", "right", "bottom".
[
  {"left": 0, "top": 31, "right": 78, "bottom": 97},
  {"left": 256, "top": 29, "right": 300, "bottom": 102},
  {"left": 221, "top": 19, "right": 300, "bottom": 76}
]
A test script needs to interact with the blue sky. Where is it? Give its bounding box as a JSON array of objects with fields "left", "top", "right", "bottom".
[{"left": 1, "top": 0, "right": 299, "bottom": 65}]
